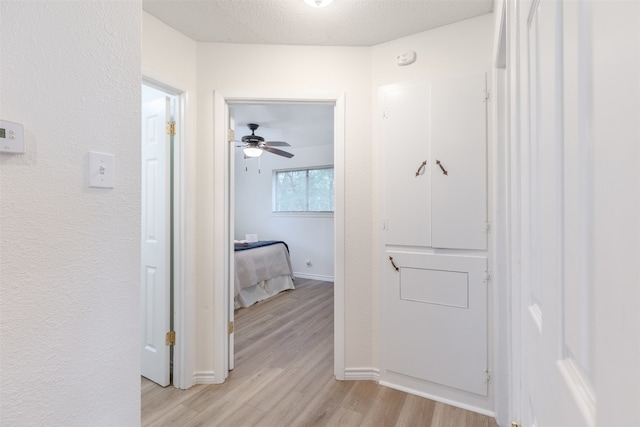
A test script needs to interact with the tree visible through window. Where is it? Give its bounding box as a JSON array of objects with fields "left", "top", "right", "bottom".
[{"left": 274, "top": 167, "right": 334, "bottom": 212}]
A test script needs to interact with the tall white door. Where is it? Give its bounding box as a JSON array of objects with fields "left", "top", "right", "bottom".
[
  {"left": 516, "top": 1, "right": 640, "bottom": 425},
  {"left": 141, "top": 97, "right": 171, "bottom": 387}
]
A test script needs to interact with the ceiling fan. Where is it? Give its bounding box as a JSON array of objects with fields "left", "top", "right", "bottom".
[{"left": 236, "top": 123, "right": 294, "bottom": 158}]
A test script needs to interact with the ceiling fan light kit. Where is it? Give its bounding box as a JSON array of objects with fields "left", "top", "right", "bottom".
[
  {"left": 236, "top": 123, "right": 295, "bottom": 159},
  {"left": 243, "top": 147, "right": 263, "bottom": 158},
  {"left": 303, "top": 0, "right": 334, "bottom": 8}
]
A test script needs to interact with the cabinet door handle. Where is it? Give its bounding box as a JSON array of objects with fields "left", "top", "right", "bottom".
[
  {"left": 389, "top": 256, "right": 399, "bottom": 272},
  {"left": 415, "top": 160, "right": 427, "bottom": 177},
  {"left": 436, "top": 159, "right": 448, "bottom": 175}
]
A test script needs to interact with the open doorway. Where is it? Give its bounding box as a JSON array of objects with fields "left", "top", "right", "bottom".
[
  {"left": 212, "top": 92, "right": 346, "bottom": 383},
  {"left": 229, "top": 102, "right": 335, "bottom": 371}
]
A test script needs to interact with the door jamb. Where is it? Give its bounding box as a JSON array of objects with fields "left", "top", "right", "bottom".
[{"left": 212, "top": 90, "right": 346, "bottom": 382}]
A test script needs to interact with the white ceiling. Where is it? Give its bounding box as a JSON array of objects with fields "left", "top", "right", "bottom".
[
  {"left": 142, "top": 0, "right": 493, "bottom": 47},
  {"left": 144, "top": 0, "right": 493, "bottom": 149}
]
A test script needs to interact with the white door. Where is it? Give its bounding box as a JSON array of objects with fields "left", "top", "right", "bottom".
[
  {"left": 383, "top": 252, "right": 488, "bottom": 396},
  {"left": 379, "top": 81, "right": 431, "bottom": 247},
  {"left": 516, "top": 1, "right": 640, "bottom": 425},
  {"left": 141, "top": 97, "right": 171, "bottom": 386},
  {"left": 431, "top": 73, "right": 487, "bottom": 250}
]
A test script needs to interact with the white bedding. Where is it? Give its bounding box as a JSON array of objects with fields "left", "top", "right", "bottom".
[{"left": 234, "top": 242, "right": 294, "bottom": 308}]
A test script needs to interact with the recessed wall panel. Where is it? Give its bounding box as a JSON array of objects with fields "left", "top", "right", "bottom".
[
  {"left": 145, "top": 160, "right": 157, "bottom": 242},
  {"left": 144, "top": 266, "right": 156, "bottom": 352},
  {"left": 401, "top": 268, "right": 468, "bottom": 308},
  {"left": 145, "top": 115, "right": 159, "bottom": 146}
]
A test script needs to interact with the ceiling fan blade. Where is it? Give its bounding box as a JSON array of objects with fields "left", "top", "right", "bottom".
[
  {"left": 263, "top": 146, "right": 294, "bottom": 158},
  {"left": 264, "top": 141, "right": 290, "bottom": 147}
]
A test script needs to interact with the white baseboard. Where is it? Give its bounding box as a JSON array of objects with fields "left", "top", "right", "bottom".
[
  {"left": 343, "top": 369, "right": 494, "bottom": 418},
  {"left": 293, "top": 272, "right": 334, "bottom": 282},
  {"left": 193, "top": 371, "right": 216, "bottom": 385},
  {"left": 378, "top": 379, "right": 495, "bottom": 418},
  {"left": 343, "top": 367, "right": 380, "bottom": 381}
]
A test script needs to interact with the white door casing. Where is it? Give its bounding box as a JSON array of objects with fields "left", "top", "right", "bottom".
[
  {"left": 141, "top": 97, "right": 171, "bottom": 387},
  {"left": 213, "top": 91, "right": 346, "bottom": 384},
  {"left": 228, "top": 114, "right": 235, "bottom": 372}
]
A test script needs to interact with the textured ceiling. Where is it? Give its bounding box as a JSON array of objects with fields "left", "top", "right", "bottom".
[
  {"left": 143, "top": 0, "right": 494, "bottom": 47},
  {"left": 145, "top": 0, "right": 494, "bottom": 148}
]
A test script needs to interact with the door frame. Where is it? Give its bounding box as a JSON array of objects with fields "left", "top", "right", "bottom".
[
  {"left": 142, "top": 73, "right": 190, "bottom": 389},
  {"left": 212, "top": 90, "right": 346, "bottom": 383},
  {"left": 491, "top": 1, "right": 518, "bottom": 425}
]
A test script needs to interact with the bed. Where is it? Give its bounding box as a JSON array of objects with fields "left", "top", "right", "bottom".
[{"left": 234, "top": 240, "right": 295, "bottom": 308}]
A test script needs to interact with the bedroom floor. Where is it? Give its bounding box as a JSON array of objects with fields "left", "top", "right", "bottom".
[{"left": 141, "top": 278, "right": 498, "bottom": 426}]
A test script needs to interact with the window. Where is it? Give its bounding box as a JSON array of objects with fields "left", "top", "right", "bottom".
[{"left": 273, "top": 166, "right": 334, "bottom": 213}]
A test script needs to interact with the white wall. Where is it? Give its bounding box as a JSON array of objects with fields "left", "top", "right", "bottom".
[
  {"left": 0, "top": 2, "right": 141, "bottom": 425},
  {"left": 196, "top": 42, "right": 372, "bottom": 375},
  {"left": 234, "top": 144, "right": 334, "bottom": 280}
]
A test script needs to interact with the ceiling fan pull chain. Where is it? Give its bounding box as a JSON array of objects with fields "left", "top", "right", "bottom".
[{"left": 415, "top": 160, "right": 427, "bottom": 177}]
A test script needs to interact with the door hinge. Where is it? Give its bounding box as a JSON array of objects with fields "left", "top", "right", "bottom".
[
  {"left": 165, "top": 331, "right": 176, "bottom": 346},
  {"left": 228, "top": 321, "right": 234, "bottom": 334},
  {"left": 485, "top": 270, "right": 492, "bottom": 284},
  {"left": 382, "top": 108, "right": 388, "bottom": 119},
  {"left": 228, "top": 128, "right": 235, "bottom": 142},
  {"left": 484, "top": 220, "right": 491, "bottom": 233},
  {"left": 485, "top": 369, "right": 492, "bottom": 383},
  {"left": 484, "top": 90, "right": 490, "bottom": 101},
  {"left": 166, "top": 121, "right": 176, "bottom": 136}
]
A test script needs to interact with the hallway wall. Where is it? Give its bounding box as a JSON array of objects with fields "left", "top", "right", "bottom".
[{"left": 0, "top": 1, "right": 141, "bottom": 425}]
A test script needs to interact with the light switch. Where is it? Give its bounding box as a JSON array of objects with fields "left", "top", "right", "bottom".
[
  {"left": 0, "top": 119, "right": 26, "bottom": 154},
  {"left": 89, "top": 151, "right": 114, "bottom": 188}
]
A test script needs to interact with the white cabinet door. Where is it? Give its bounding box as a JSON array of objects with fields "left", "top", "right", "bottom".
[
  {"left": 141, "top": 97, "right": 171, "bottom": 387},
  {"left": 431, "top": 73, "right": 487, "bottom": 250},
  {"left": 380, "top": 75, "right": 487, "bottom": 250},
  {"left": 380, "top": 81, "right": 431, "bottom": 247},
  {"left": 382, "top": 252, "right": 488, "bottom": 396}
]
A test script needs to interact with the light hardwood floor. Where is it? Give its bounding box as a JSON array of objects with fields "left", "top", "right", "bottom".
[{"left": 142, "top": 279, "right": 499, "bottom": 427}]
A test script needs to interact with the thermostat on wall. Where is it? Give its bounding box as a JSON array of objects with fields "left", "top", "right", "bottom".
[{"left": 0, "top": 120, "right": 25, "bottom": 154}]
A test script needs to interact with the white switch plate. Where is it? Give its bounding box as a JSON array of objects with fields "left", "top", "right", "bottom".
[
  {"left": 0, "top": 119, "right": 25, "bottom": 153},
  {"left": 89, "top": 151, "right": 114, "bottom": 188}
]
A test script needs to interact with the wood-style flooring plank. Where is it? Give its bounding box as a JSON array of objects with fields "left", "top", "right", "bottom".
[
  {"left": 359, "top": 385, "right": 408, "bottom": 426},
  {"left": 142, "top": 279, "right": 499, "bottom": 427}
]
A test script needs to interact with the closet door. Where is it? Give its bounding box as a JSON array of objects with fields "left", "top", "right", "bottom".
[
  {"left": 431, "top": 72, "right": 488, "bottom": 250},
  {"left": 380, "top": 81, "right": 431, "bottom": 247},
  {"left": 382, "top": 252, "right": 488, "bottom": 396}
]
